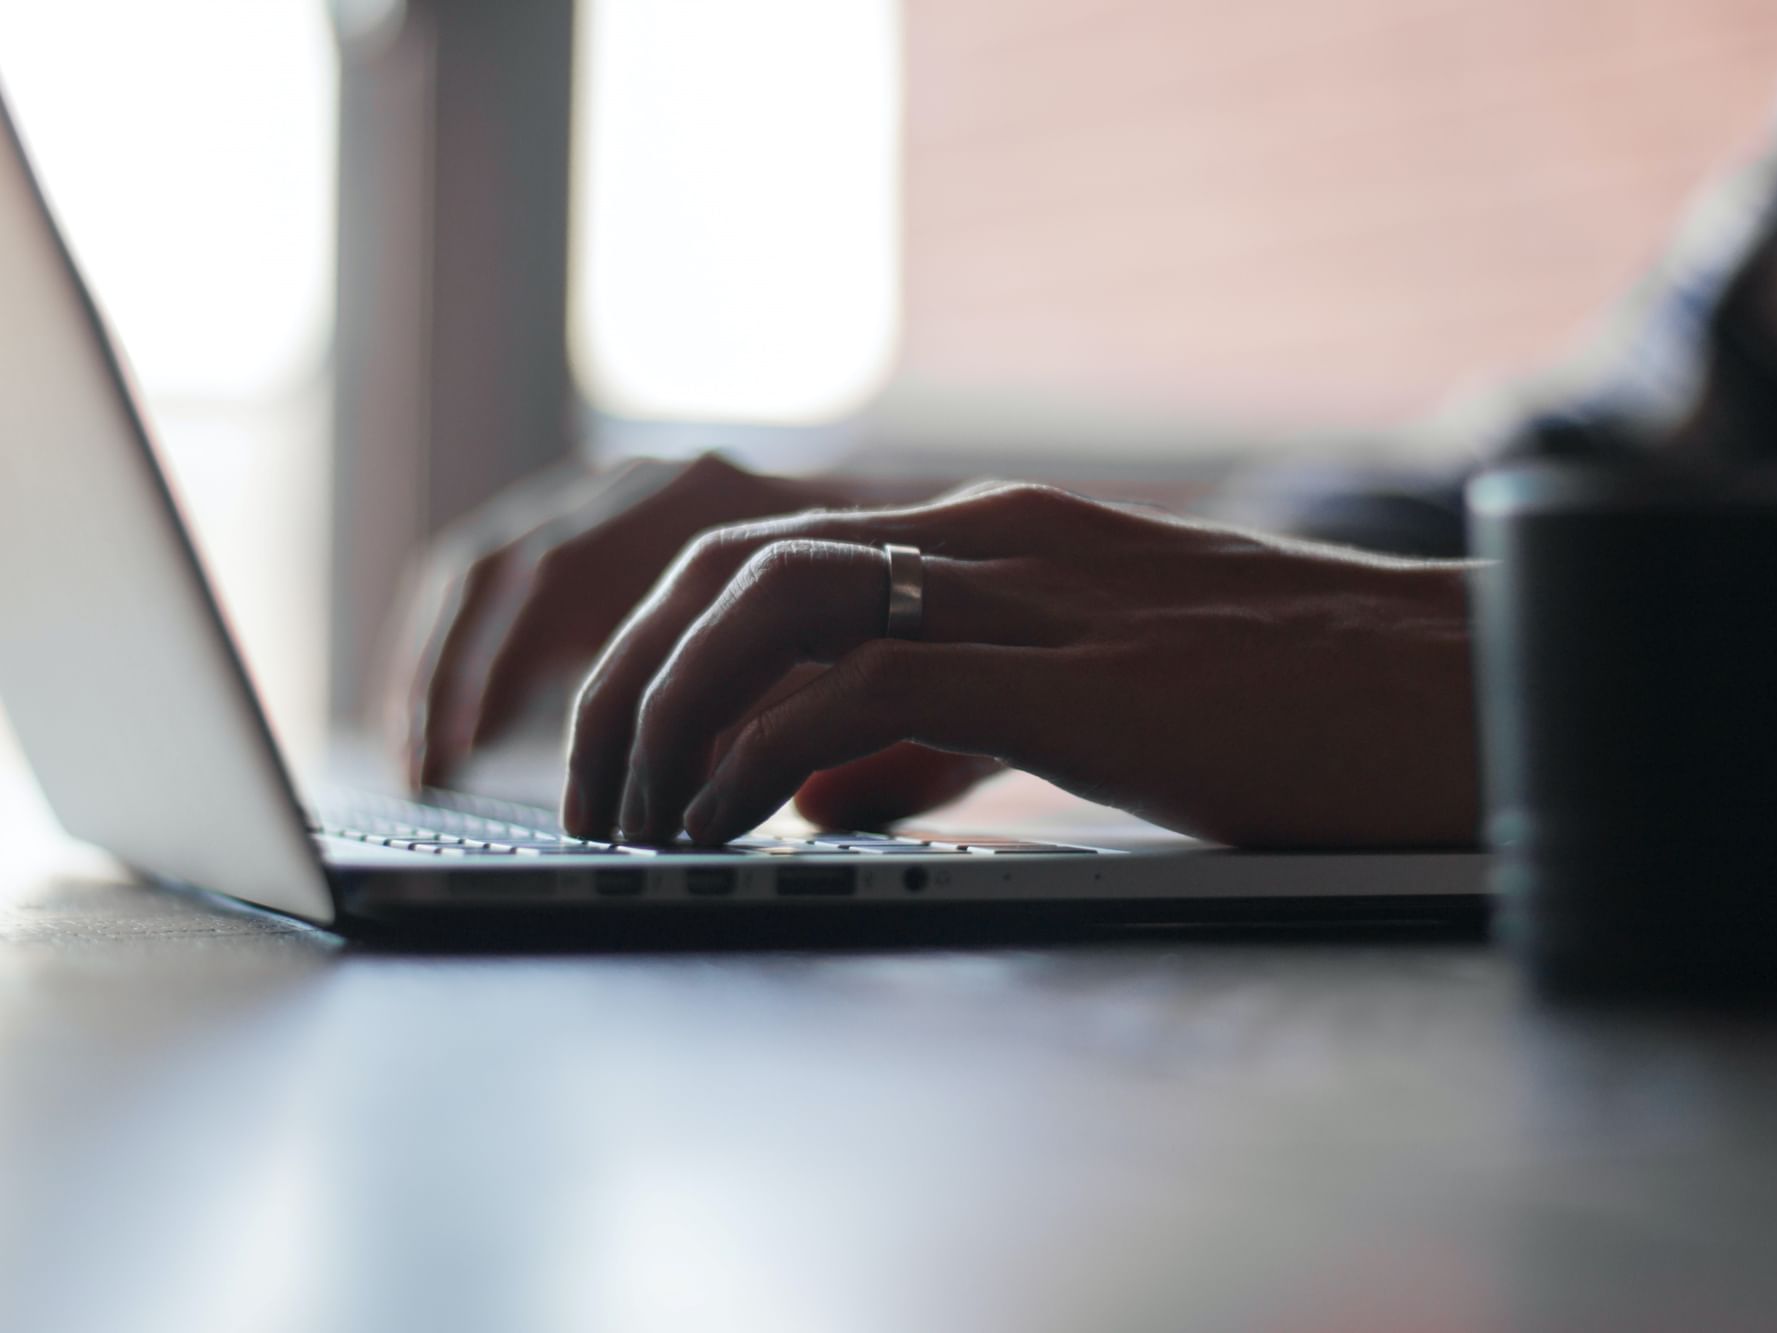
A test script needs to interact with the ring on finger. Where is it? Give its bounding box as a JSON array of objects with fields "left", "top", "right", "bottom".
[{"left": 882, "top": 543, "right": 924, "bottom": 640}]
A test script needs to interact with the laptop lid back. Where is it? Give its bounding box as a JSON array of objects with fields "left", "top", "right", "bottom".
[{"left": 0, "top": 85, "right": 333, "bottom": 924}]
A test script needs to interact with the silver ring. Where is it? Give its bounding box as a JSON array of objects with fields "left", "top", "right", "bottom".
[{"left": 882, "top": 544, "right": 924, "bottom": 639}]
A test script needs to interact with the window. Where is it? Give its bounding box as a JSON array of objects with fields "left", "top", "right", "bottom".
[
  {"left": 570, "top": 0, "right": 901, "bottom": 426},
  {"left": 0, "top": 0, "right": 337, "bottom": 760}
]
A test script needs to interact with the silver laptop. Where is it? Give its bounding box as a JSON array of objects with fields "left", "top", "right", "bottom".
[{"left": 0, "top": 86, "right": 1486, "bottom": 936}]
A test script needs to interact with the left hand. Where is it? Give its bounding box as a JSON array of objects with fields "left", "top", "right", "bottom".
[{"left": 561, "top": 483, "right": 1481, "bottom": 848}]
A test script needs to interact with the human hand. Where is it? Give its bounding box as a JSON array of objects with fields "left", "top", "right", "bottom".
[
  {"left": 384, "top": 453, "right": 996, "bottom": 827},
  {"left": 384, "top": 453, "right": 820, "bottom": 788},
  {"left": 561, "top": 484, "right": 1481, "bottom": 847}
]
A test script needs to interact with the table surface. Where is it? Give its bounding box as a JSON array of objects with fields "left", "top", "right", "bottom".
[{"left": 4, "top": 771, "right": 1776, "bottom": 1333}]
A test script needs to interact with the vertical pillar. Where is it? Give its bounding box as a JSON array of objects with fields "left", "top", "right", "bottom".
[{"left": 329, "top": 0, "right": 578, "bottom": 722}]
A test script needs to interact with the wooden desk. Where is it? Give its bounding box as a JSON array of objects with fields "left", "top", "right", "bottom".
[{"left": 3, "top": 783, "right": 1776, "bottom": 1332}]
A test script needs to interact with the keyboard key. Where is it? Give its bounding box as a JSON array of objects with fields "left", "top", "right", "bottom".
[{"left": 961, "top": 846, "right": 1100, "bottom": 855}]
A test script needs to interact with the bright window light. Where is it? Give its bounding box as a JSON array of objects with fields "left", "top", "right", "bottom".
[
  {"left": 0, "top": 0, "right": 336, "bottom": 401},
  {"left": 571, "top": 0, "right": 901, "bottom": 424},
  {"left": 0, "top": 1, "right": 338, "bottom": 757}
]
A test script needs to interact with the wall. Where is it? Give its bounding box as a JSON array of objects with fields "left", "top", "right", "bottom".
[{"left": 900, "top": 0, "right": 1777, "bottom": 430}]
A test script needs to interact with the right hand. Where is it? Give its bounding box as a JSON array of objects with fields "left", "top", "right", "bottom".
[{"left": 382, "top": 452, "right": 1003, "bottom": 826}]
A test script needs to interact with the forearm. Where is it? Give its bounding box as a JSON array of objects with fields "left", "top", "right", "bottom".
[{"left": 1191, "top": 558, "right": 1482, "bottom": 848}]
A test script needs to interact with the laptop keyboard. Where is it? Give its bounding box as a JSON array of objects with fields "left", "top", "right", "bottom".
[{"left": 309, "top": 787, "right": 1104, "bottom": 859}]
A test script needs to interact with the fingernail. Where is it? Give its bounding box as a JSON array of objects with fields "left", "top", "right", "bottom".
[
  {"left": 617, "top": 778, "right": 646, "bottom": 843},
  {"left": 683, "top": 784, "right": 723, "bottom": 844}
]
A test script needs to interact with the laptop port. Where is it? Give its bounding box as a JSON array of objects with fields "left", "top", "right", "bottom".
[
  {"left": 776, "top": 866, "right": 854, "bottom": 897},
  {"left": 597, "top": 869, "right": 646, "bottom": 897},
  {"left": 684, "top": 867, "right": 735, "bottom": 897}
]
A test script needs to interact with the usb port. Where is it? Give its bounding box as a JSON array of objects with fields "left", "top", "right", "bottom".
[
  {"left": 684, "top": 867, "right": 736, "bottom": 897},
  {"left": 776, "top": 866, "right": 854, "bottom": 897},
  {"left": 597, "top": 869, "right": 646, "bottom": 897}
]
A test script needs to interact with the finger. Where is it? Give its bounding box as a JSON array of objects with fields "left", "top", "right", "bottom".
[
  {"left": 708, "top": 662, "right": 827, "bottom": 773},
  {"left": 680, "top": 640, "right": 1049, "bottom": 845},
  {"left": 620, "top": 540, "right": 1047, "bottom": 841},
  {"left": 392, "top": 471, "right": 617, "bottom": 784},
  {"left": 560, "top": 486, "right": 1081, "bottom": 837},
  {"left": 465, "top": 550, "right": 617, "bottom": 750},
  {"left": 401, "top": 550, "right": 516, "bottom": 789},
  {"left": 414, "top": 549, "right": 535, "bottom": 789},
  {"left": 431, "top": 461, "right": 710, "bottom": 764},
  {"left": 463, "top": 596, "right": 565, "bottom": 747},
  {"left": 374, "top": 556, "right": 448, "bottom": 777},
  {"left": 793, "top": 744, "right": 1004, "bottom": 830}
]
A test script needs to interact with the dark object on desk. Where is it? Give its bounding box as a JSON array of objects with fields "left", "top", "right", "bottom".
[{"left": 1469, "top": 459, "right": 1777, "bottom": 997}]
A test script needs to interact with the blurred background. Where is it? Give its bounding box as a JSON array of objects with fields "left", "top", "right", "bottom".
[{"left": 0, "top": 0, "right": 1774, "bottom": 771}]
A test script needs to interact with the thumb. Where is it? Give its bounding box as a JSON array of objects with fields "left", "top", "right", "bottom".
[{"left": 793, "top": 743, "right": 1003, "bottom": 830}]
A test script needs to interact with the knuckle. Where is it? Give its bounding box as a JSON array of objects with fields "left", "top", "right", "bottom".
[
  {"left": 840, "top": 638, "right": 910, "bottom": 699},
  {"left": 527, "top": 543, "right": 574, "bottom": 591},
  {"left": 938, "top": 478, "right": 1004, "bottom": 503},
  {"left": 458, "top": 546, "right": 510, "bottom": 593},
  {"left": 945, "top": 481, "right": 1077, "bottom": 527},
  {"left": 1000, "top": 482, "right": 1075, "bottom": 515},
  {"left": 526, "top": 523, "right": 589, "bottom": 575},
  {"left": 680, "top": 450, "right": 743, "bottom": 489},
  {"left": 737, "top": 538, "right": 822, "bottom": 597},
  {"left": 834, "top": 642, "right": 916, "bottom": 737},
  {"left": 631, "top": 673, "right": 676, "bottom": 748},
  {"left": 655, "top": 451, "right": 737, "bottom": 502},
  {"left": 676, "top": 528, "right": 725, "bottom": 577},
  {"left": 428, "top": 519, "right": 499, "bottom": 574},
  {"left": 679, "top": 523, "right": 752, "bottom": 583},
  {"left": 570, "top": 673, "right": 603, "bottom": 728},
  {"left": 724, "top": 711, "right": 781, "bottom": 779},
  {"left": 737, "top": 706, "right": 784, "bottom": 758}
]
